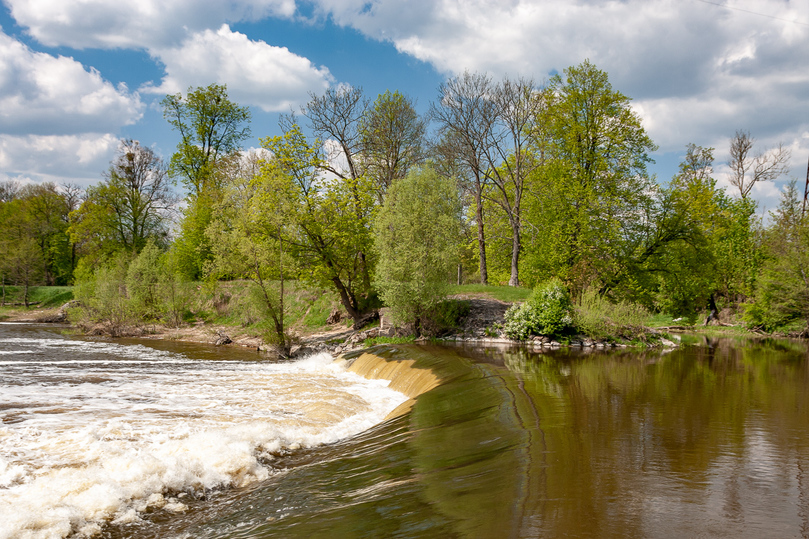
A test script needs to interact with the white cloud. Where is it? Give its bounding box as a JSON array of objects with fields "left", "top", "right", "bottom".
[
  {"left": 0, "top": 30, "right": 143, "bottom": 136},
  {"left": 311, "top": 0, "right": 809, "bottom": 158},
  {"left": 4, "top": 0, "right": 296, "bottom": 49},
  {"left": 140, "top": 25, "right": 332, "bottom": 112},
  {"left": 0, "top": 133, "right": 120, "bottom": 186}
]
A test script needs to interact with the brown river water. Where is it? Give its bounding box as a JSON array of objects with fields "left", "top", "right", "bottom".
[{"left": 1, "top": 323, "right": 808, "bottom": 538}]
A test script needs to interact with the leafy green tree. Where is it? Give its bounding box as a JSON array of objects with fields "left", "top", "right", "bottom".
[
  {"left": 206, "top": 162, "right": 292, "bottom": 354},
  {"left": 262, "top": 123, "right": 379, "bottom": 327},
  {"left": 72, "top": 252, "right": 134, "bottom": 336},
  {"left": 523, "top": 60, "right": 658, "bottom": 296},
  {"left": 69, "top": 140, "right": 174, "bottom": 259},
  {"left": 373, "top": 165, "right": 461, "bottom": 335},
  {"left": 744, "top": 180, "right": 809, "bottom": 331},
  {"left": 162, "top": 84, "right": 251, "bottom": 279}
]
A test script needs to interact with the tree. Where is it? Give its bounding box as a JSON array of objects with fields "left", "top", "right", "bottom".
[
  {"left": 162, "top": 84, "right": 251, "bottom": 279},
  {"left": 728, "top": 130, "right": 790, "bottom": 200},
  {"left": 162, "top": 84, "right": 251, "bottom": 196},
  {"left": 69, "top": 140, "right": 174, "bottom": 257},
  {"left": 206, "top": 164, "right": 292, "bottom": 355},
  {"left": 359, "top": 90, "right": 427, "bottom": 202},
  {"left": 528, "top": 60, "right": 658, "bottom": 296},
  {"left": 431, "top": 72, "right": 544, "bottom": 287},
  {"left": 260, "top": 123, "right": 378, "bottom": 327},
  {"left": 745, "top": 180, "right": 809, "bottom": 331},
  {"left": 373, "top": 165, "right": 461, "bottom": 335}
]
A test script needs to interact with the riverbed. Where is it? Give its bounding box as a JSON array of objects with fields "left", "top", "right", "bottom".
[{"left": 2, "top": 323, "right": 808, "bottom": 538}]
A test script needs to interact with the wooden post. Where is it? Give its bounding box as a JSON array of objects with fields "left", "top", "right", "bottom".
[{"left": 457, "top": 264, "right": 462, "bottom": 286}]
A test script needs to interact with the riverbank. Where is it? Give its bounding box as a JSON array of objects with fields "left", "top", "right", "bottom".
[{"left": 7, "top": 285, "right": 795, "bottom": 354}]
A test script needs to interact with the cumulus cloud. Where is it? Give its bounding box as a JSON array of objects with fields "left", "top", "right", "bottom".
[
  {"left": 311, "top": 0, "right": 809, "bottom": 156},
  {"left": 4, "top": 0, "right": 296, "bottom": 49},
  {"left": 140, "top": 25, "right": 332, "bottom": 112},
  {"left": 0, "top": 133, "right": 120, "bottom": 186},
  {"left": 0, "top": 30, "right": 143, "bottom": 136}
]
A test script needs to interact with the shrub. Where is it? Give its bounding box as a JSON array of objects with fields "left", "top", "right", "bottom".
[
  {"left": 574, "top": 288, "right": 650, "bottom": 341},
  {"left": 503, "top": 279, "right": 573, "bottom": 340}
]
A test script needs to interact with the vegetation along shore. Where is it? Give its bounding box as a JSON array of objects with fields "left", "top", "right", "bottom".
[{"left": 2, "top": 61, "right": 807, "bottom": 353}]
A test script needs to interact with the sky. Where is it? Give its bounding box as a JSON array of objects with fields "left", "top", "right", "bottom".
[{"left": 1, "top": 0, "right": 808, "bottom": 215}]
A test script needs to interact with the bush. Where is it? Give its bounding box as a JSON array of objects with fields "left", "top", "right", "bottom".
[
  {"left": 574, "top": 288, "right": 650, "bottom": 341},
  {"left": 503, "top": 279, "right": 573, "bottom": 340}
]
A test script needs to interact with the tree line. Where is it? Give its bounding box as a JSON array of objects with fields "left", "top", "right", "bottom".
[{"left": 2, "top": 60, "right": 805, "bottom": 348}]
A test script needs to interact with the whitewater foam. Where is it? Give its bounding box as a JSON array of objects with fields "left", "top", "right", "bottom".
[{"left": 0, "top": 337, "right": 408, "bottom": 539}]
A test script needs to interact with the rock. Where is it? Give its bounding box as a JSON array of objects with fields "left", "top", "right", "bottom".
[
  {"left": 660, "top": 338, "right": 676, "bottom": 347},
  {"left": 214, "top": 332, "right": 232, "bottom": 346},
  {"left": 326, "top": 308, "right": 343, "bottom": 325}
]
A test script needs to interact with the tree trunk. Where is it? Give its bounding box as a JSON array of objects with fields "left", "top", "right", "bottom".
[
  {"left": 704, "top": 293, "right": 719, "bottom": 326},
  {"left": 508, "top": 217, "right": 521, "bottom": 287},
  {"left": 475, "top": 189, "right": 488, "bottom": 285},
  {"left": 332, "top": 276, "right": 362, "bottom": 323}
]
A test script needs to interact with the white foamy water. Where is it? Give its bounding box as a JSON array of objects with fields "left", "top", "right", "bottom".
[{"left": 0, "top": 326, "right": 407, "bottom": 539}]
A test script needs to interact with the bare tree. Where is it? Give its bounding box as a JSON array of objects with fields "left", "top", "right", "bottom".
[
  {"left": 302, "top": 86, "right": 369, "bottom": 183},
  {"left": 431, "top": 73, "right": 544, "bottom": 287},
  {"left": 728, "top": 130, "right": 791, "bottom": 200},
  {"left": 430, "top": 72, "right": 498, "bottom": 285}
]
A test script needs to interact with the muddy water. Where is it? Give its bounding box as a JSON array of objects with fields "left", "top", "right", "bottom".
[
  {"left": 0, "top": 324, "right": 407, "bottom": 539},
  {"left": 2, "top": 324, "right": 809, "bottom": 538}
]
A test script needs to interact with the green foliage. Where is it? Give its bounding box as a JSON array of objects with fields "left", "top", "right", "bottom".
[
  {"left": 205, "top": 164, "right": 292, "bottom": 352},
  {"left": 261, "top": 123, "right": 378, "bottom": 324},
  {"left": 743, "top": 181, "right": 809, "bottom": 332},
  {"left": 574, "top": 288, "right": 651, "bottom": 341},
  {"left": 503, "top": 278, "right": 574, "bottom": 340},
  {"left": 162, "top": 84, "right": 251, "bottom": 196},
  {"left": 73, "top": 251, "right": 135, "bottom": 335},
  {"left": 373, "top": 165, "right": 461, "bottom": 335},
  {"left": 72, "top": 245, "right": 193, "bottom": 332}
]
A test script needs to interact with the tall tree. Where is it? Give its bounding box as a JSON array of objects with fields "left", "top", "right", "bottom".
[
  {"left": 359, "top": 90, "right": 427, "bottom": 202},
  {"left": 161, "top": 84, "right": 251, "bottom": 196},
  {"left": 430, "top": 72, "right": 497, "bottom": 285},
  {"left": 534, "top": 60, "right": 658, "bottom": 295},
  {"left": 373, "top": 165, "right": 461, "bottom": 335},
  {"left": 260, "top": 123, "right": 378, "bottom": 327},
  {"left": 298, "top": 86, "right": 375, "bottom": 295},
  {"left": 728, "top": 130, "right": 790, "bottom": 200},
  {"left": 69, "top": 140, "right": 174, "bottom": 257},
  {"left": 162, "top": 84, "right": 250, "bottom": 279}
]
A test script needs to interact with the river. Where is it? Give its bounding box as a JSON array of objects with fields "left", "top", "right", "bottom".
[{"left": 1, "top": 323, "right": 808, "bottom": 538}]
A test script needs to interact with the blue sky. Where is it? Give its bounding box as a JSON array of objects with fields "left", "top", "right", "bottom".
[{"left": 1, "top": 0, "right": 808, "bottom": 214}]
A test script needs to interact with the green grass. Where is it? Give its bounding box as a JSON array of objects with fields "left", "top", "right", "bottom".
[
  {"left": 364, "top": 336, "right": 415, "bottom": 347},
  {"left": 450, "top": 284, "right": 532, "bottom": 303},
  {"left": 197, "top": 280, "right": 338, "bottom": 336},
  {"left": 1, "top": 286, "right": 74, "bottom": 308}
]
